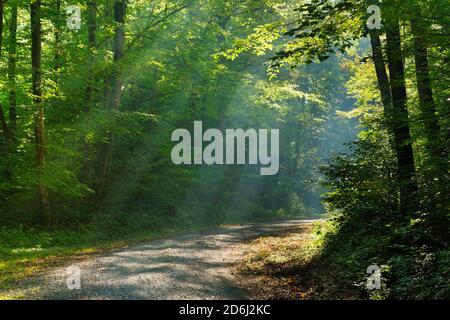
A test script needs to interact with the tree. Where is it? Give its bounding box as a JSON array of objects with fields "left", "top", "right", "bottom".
[
  {"left": 409, "top": 5, "right": 446, "bottom": 165},
  {"left": 31, "top": 0, "right": 51, "bottom": 224},
  {"left": 384, "top": 13, "right": 418, "bottom": 216},
  {"left": 0, "top": 0, "right": 9, "bottom": 139},
  {"left": 8, "top": 0, "right": 18, "bottom": 137},
  {"left": 95, "top": 0, "right": 128, "bottom": 198},
  {"left": 85, "top": 0, "right": 98, "bottom": 111},
  {"left": 267, "top": 0, "right": 420, "bottom": 216}
]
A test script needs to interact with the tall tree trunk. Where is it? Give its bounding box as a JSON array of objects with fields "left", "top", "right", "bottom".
[
  {"left": 385, "top": 19, "right": 418, "bottom": 217},
  {"left": 369, "top": 30, "right": 405, "bottom": 215},
  {"left": 110, "top": 1, "right": 126, "bottom": 111},
  {"left": 54, "top": 0, "right": 62, "bottom": 72},
  {"left": 0, "top": 0, "right": 3, "bottom": 57},
  {"left": 82, "top": 1, "right": 98, "bottom": 187},
  {"left": 31, "top": 0, "right": 51, "bottom": 224},
  {"left": 446, "top": 98, "right": 450, "bottom": 156},
  {"left": 8, "top": 1, "right": 18, "bottom": 136},
  {"left": 0, "top": 0, "right": 8, "bottom": 139},
  {"left": 369, "top": 24, "right": 419, "bottom": 219},
  {"left": 95, "top": 0, "right": 127, "bottom": 199},
  {"left": 0, "top": 104, "right": 9, "bottom": 138},
  {"left": 410, "top": 8, "right": 450, "bottom": 237},
  {"left": 410, "top": 10, "right": 446, "bottom": 165},
  {"left": 369, "top": 30, "right": 393, "bottom": 120},
  {"left": 102, "top": 1, "right": 114, "bottom": 109},
  {"left": 85, "top": 1, "right": 97, "bottom": 111}
]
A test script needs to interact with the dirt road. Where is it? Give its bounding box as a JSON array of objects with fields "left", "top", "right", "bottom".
[{"left": 11, "top": 220, "right": 316, "bottom": 300}]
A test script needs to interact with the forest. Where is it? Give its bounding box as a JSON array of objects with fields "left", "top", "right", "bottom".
[{"left": 0, "top": 0, "right": 448, "bottom": 300}]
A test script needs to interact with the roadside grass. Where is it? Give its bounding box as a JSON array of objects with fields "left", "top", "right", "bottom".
[
  {"left": 235, "top": 220, "right": 362, "bottom": 299},
  {"left": 235, "top": 221, "right": 323, "bottom": 299},
  {"left": 236, "top": 218, "right": 450, "bottom": 300}
]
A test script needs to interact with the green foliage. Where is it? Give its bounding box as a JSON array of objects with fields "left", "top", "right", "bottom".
[{"left": 318, "top": 129, "right": 449, "bottom": 299}]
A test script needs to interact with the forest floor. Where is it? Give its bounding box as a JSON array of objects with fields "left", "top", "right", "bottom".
[
  {"left": 0, "top": 219, "right": 319, "bottom": 300},
  {"left": 234, "top": 220, "right": 358, "bottom": 299}
]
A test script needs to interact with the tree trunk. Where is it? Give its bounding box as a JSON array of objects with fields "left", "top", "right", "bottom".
[
  {"left": 95, "top": 0, "right": 127, "bottom": 199},
  {"left": 410, "top": 11, "right": 446, "bottom": 165},
  {"left": 85, "top": 1, "right": 97, "bottom": 111},
  {"left": 370, "top": 30, "right": 395, "bottom": 125},
  {"left": 0, "top": 0, "right": 8, "bottom": 139},
  {"left": 0, "top": 0, "right": 3, "bottom": 57},
  {"left": 81, "top": 1, "right": 98, "bottom": 187},
  {"left": 385, "top": 19, "right": 418, "bottom": 217},
  {"left": 369, "top": 30, "right": 393, "bottom": 120},
  {"left": 369, "top": 26, "right": 419, "bottom": 218},
  {"left": 53, "top": 0, "right": 62, "bottom": 72},
  {"left": 31, "top": 0, "right": 51, "bottom": 224},
  {"left": 0, "top": 103, "right": 9, "bottom": 138},
  {"left": 410, "top": 7, "right": 450, "bottom": 236},
  {"left": 110, "top": 1, "right": 126, "bottom": 111},
  {"left": 8, "top": 1, "right": 18, "bottom": 136},
  {"left": 446, "top": 98, "right": 450, "bottom": 156}
]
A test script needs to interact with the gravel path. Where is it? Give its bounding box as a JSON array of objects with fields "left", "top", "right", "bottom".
[{"left": 12, "top": 219, "right": 316, "bottom": 300}]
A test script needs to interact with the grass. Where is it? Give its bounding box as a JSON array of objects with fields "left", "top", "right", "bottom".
[
  {"left": 235, "top": 221, "right": 329, "bottom": 299},
  {"left": 235, "top": 220, "right": 366, "bottom": 299},
  {"left": 236, "top": 217, "right": 450, "bottom": 300}
]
